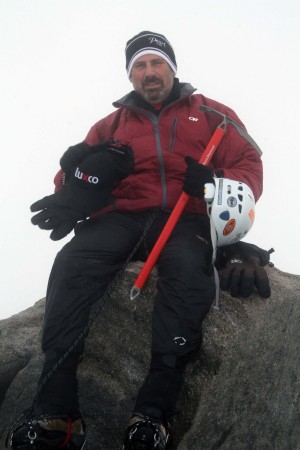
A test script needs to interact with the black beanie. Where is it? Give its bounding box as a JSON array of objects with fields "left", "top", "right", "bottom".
[{"left": 125, "top": 31, "right": 177, "bottom": 77}]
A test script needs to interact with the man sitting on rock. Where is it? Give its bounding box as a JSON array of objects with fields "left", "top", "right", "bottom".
[{"left": 6, "top": 31, "right": 271, "bottom": 450}]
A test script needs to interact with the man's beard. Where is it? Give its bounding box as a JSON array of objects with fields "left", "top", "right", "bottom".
[{"left": 141, "top": 76, "right": 165, "bottom": 103}]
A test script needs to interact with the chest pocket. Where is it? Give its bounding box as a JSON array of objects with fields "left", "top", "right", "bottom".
[{"left": 164, "top": 114, "right": 214, "bottom": 160}]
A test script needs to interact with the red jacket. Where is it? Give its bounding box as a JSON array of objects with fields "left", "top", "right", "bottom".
[{"left": 54, "top": 82, "right": 263, "bottom": 215}]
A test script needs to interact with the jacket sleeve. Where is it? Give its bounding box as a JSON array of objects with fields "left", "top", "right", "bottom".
[
  {"left": 208, "top": 106, "right": 263, "bottom": 202},
  {"left": 54, "top": 169, "right": 64, "bottom": 192},
  {"left": 84, "top": 109, "right": 122, "bottom": 145},
  {"left": 214, "top": 132, "right": 263, "bottom": 201}
]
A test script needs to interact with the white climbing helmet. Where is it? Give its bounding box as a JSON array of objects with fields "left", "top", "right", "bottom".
[{"left": 204, "top": 178, "right": 255, "bottom": 247}]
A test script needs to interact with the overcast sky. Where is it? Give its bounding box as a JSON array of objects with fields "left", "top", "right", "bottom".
[{"left": 1, "top": 0, "right": 300, "bottom": 320}]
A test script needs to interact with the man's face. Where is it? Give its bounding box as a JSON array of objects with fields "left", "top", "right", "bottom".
[{"left": 129, "top": 54, "right": 175, "bottom": 105}]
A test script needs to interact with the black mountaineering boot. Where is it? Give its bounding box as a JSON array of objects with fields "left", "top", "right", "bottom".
[
  {"left": 123, "top": 413, "right": 170, "bottom": 450},
  {"left": 6, "top": 414, "right": 87, "bottom": 449}
]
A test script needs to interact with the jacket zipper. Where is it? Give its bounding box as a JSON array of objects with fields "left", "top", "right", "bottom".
[
  {"left": 133, "top": 109, "right": 168, "bottom": 209},
  {"left": 120, "top": 106, "right": 180, "bottom": 210},
  {"left": 152, "top": 119, "right": 168, "bottom": 209}
]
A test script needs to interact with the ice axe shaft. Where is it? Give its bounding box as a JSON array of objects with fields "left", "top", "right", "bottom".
[{"left": 130, "top": 123, "right": 227, "bottom": 300}]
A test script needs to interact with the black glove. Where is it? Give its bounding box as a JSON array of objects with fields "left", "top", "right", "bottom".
[
  {"left": 30, "top": 184, "right": 114, "bottom": 241},
  {"left": 183, "top": 156, "right": 214, "bottom": 198},
  {"left": 59, "top": 140, "right": 133, "bottom": 182},
  {"left": 31, "top": 142, "right": 134, "bottom": 240},
  {"left": 218, "top": 243, "right": 273, "bottom": 298},
  {"left": 59, "top": 141, "right": 93, "bottom": 176}
]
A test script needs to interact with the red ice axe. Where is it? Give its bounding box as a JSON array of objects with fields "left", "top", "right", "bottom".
[{"left": 130, "top": 106, "right": 262, "bottom": 300}]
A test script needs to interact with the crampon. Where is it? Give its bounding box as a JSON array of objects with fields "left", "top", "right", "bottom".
[
  {"left": 5, "top": 413, "right": 87, "bottom": 449},
  {"left": 123, "top": 414, "right": 170, "bottom": 450}
]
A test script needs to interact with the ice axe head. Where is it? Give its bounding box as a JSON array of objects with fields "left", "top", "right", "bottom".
[{"left": 199, "top": 105, "right": 262, "bottom": 156}]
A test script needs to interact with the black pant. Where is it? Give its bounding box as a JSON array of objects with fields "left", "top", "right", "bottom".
[{"left": 35, "top": 211, "right": 215, "bottom": 419}]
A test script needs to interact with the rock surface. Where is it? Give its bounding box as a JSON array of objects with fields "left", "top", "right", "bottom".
[{"left": 0, "top": 263, "right": 299, "bottom": 450}]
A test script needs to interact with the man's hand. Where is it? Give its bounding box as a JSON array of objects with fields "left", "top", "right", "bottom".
[
  {"left": 31, "top": 198, "right": 78, "bottom": 241},
  {"left": 30, "top": 141, "right": 134, "bottom": 240},
  {"left": 183, "top": 156, "right": 214, "bottom": 198},
  {"left": 219, "top": 255, "right": 271, "bottom": 299},
  {"left": 30, "top": 185, "right": 113, "bottom": 241}
]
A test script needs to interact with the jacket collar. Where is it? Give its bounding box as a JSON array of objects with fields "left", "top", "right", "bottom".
[{"left": 113, "top": 78, "right": 197, "bottom": 111}]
